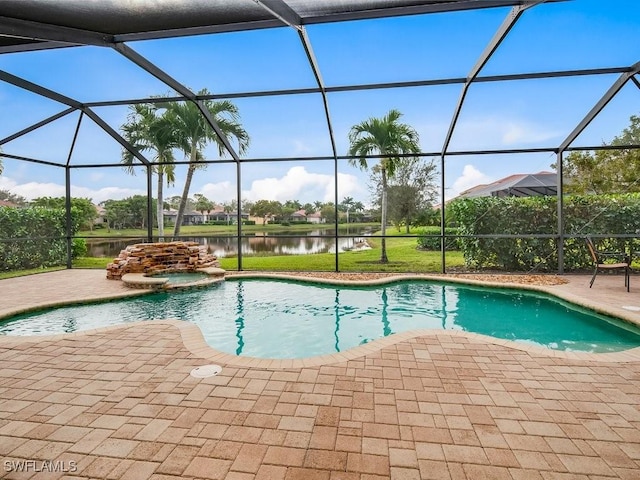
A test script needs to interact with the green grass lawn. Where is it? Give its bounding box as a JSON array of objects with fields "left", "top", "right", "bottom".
[
  {"left": 4, "top": 226, "right": 464, "bottom": 277},
  {"left": 0, "top": 266, "right": 66, "bottom": 280},
  {"left": 78, "top": 222, "right": 379, "bottom": 237}
]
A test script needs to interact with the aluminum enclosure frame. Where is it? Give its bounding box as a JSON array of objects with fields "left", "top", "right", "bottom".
[{"left": 0, "top": 0, "right": 638, "bottom": 274}]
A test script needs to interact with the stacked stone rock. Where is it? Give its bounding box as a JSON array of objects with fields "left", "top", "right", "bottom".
[{"left": 106, "top": 242, "right": 219, "bottom": 280}]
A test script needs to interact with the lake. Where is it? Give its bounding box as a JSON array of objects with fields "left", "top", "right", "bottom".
[{"left": 86, "top": 227, "right": 374, "bottom": 258}]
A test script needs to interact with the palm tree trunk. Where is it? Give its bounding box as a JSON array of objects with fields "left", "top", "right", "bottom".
[
  {"left": 380, "top": 168, "right": 389, "bottom": 263},
  {"left": 173, "top": 144, "right": 197, "bottom": 238},
  {"left": 157, "top": 170, "right": 164, "bottom": 241}
]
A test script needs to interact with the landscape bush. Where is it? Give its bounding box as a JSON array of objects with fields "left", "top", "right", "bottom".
[
  {"left": 448, "top": 193, "right": 640, "bottom": 271},
  {"left": 416, "top": 227, "right": 461, "bottom": 250},
  {"left": 0, "top": 206, "right": 71, "bottom": 271}
]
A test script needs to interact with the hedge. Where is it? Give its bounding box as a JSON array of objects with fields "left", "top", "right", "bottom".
[
  {"left": 416, "top": 227, "right": 461, "bottom": 250},
  {"left": 447, "top": 193, "right": 640, "bottom": 271},
  {"left": 0, "top": 206, "right": 81, "bottom": 271}
]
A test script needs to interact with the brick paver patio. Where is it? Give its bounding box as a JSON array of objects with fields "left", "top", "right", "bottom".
[{"left": 1, "top": 270, "right": 639, "bottom": 479}]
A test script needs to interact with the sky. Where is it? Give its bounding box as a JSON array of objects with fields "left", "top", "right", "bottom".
[{"left": 0, "top": 0, "right": 639, "bottom": 207}]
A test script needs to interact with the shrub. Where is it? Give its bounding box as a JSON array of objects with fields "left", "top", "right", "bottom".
[
  {"left": 72, "top": 238, "right": 88, "bottom": 258},
  {"left": 448, "top": 193, "right": 640, "bottom": 271},
  {"left": 242, "top": 220, "right": 256, "bottom": 225},
  {"left": 0, "top": 206, "right": 70, "bottom": 271},
  {"left": 416, "top": 227, "right": 460, "bottom": 250}
]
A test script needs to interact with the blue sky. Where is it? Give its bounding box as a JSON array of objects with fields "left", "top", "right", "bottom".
[{"left": 0, "top": 0, "right": 639, "bottom": 206}]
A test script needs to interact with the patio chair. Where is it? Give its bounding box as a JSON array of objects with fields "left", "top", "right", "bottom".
[{"left": 585, "top": 236, "right": 630, "bottom": 292}]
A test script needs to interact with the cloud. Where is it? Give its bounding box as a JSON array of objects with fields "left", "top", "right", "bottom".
[
  {"left": 0, "top": 165, "right": 367, "bottom": 206},
  {"left": 447, "top": 164, "right": 492, "bottom": 200},
  {"left": 0, "top": 176, "right": 145, "bottom": 203},
  {"left": 243, "top": 166, "right": 365, "bottom": 204},
  {"left": 452, "top": 116, "right": 559, "bottom": 149},
  {"left": 198, "top": 181, "right": 236, "bottom": 203}
]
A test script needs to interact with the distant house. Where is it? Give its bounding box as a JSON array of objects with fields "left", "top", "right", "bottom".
[
  {"left": 163, "top": 208, "right": 205, "bottom": 225},
  {"left": 164, "top": 207, "right": 248, "bottom": 226},
  {"left": 307, "top": 211, "right": 324, "bottom": 224},
  {"left": 0, "top": 200, "right": 18, "bottom": 208},
  {"left": 457, "top": 171, "right": 557, "bottom": 199},
  {"left": 92, "top": 204, "right": 107, "bottom": 227},
  {"left": 290, "top": 209, "right": 307, "bottom": 222}
]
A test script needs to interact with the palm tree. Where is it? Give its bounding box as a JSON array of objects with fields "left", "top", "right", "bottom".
[
  {"left": 121, "top": 103, "right": 177, "bottom": 239},
  {"left": 348, "top": 109, "right": 420, "bottom": 263},
  {"left": 165, "top": 90, "right": 249, "bottom": 237},
  {"left": 341, "top": 196, "right": 355, "bottom": 224}
]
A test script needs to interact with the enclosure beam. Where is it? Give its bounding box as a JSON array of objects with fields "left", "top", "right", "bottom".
[
  {"left": 556, "top": 151, "right": 564, "bottom": 274},
  {"left": 0, "top": 15, "right": 113, "bottom": 47},
  {"left": 297, "top": 27, "right": 340, "bottom": 271},
  {"left": 440, "top": 155, "right": 446, "bottom": 274},
  {"left": 559, "top": 61, "right": 640, "bottom": 151},
  {"left": 0, "top": 107, "right": 76, "bottom": 146},
  {"left": 439, "top": 2, "right": 538, "bottom": 273},
  {"left": 82, "top": 66, "right": 630, "bottom": 108},
  {"left": 256, "top": 0, "right": 341, "bottom": 271},
  {"left": 237, "top": 161, "right": 243, "bottom": 271},
  {"left": 65, "top": 167, "right": 73, "bottom": 269},
  {"left": 303, "top": 0, "right": 557, "bottom": 26},
  {"left": 66, "top": 112, "right": 84, "bottom": 168},
  {"left": 441, "top": 2, "right": 540, "bottom": 156},
  {"left": 147, "top": 166, "right": 153, "bottom": 242},
  {"left": 253, "top": 0, "right": 302, "bottom": 29},
  {"left": 0, "top": 152, "right": 64, "bottom": 168},
  {"left": 0, "top": 70, "right": 82, "bottom": 108}
]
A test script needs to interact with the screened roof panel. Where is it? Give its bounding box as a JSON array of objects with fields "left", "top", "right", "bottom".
[
  {"left": 69, "top": 166, "right": 147, "bottom": 204},
  {"left": 447, "top": 74, "right": 621, "bottom": 151},
  {"left": 482, "top": 0, "right": 640, "bottom": 75},
  {"left": 0, "top": 46, "right": 180, "bottom": 103},
  {"left": 132, "top": 28, "right": 317, "bottom": 95},
  {"left": 328, "top": 84, "right": 462, "bottom": 154},
  {"left": 308, "top": 8, "right": 507, "bottom": 85},
  {"left": 571, "top": 82, "right": 640, "bottom": 148},
  {"left": 230, "top": 94, "right": 334, "bottom": 159},
  {"left": 0, "top": 82, "right": 71, "bottom": 139},
  {"left": 2, "top": 110, "right": 81, "bottom": 165},
  {"left": 69, "top": 107, "right": 134, "bottom": 166}
]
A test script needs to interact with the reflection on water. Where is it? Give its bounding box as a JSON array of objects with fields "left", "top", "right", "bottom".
[{"left": 86, "top": 228, "right": 372, "bottom": 258}]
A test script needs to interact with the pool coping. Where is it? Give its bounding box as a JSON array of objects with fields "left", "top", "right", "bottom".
[{"left": 1, "top": 272, "right": 640, "bottom": 368}]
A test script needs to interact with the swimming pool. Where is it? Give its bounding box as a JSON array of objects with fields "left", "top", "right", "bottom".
[{"left": 2, "top": 278, "right": 639, "bottom": 358}]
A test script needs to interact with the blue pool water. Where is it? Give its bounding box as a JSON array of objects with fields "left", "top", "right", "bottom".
[{"left": 1, "top": 279, "right": 640, "bottom": 358}]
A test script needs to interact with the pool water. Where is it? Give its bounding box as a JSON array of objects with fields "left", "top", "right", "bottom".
[
  {"left": 2, "top": 279, "right": 640, "bottom": 358},
  {"left": 150, "top": 272, "right": 209, "bottom": 284}
]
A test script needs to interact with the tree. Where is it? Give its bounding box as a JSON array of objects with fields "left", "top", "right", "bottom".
[
  {"left": 561, "top": 114, "right": 640, "bottom": 194},
  {"left": 320, "top": 202, "right": 337, "bottom": 223},
  {"left": 103, "top": 196, "right": 155, "bottom": 230},
  {"left": 340, "top": 196, "right": 355, "bottom": 223},
  {"left": 348, "top": 109, "right": 421, "bottom": 262},
  {"left": 164, "top": 90, "right": 249, "bottom": 237},
  {"left": 31, "top": 196, "right": 97, "bottom": 231},
  {"left": 0, "top": 189, "right": 26, "bottom": 206},
  {"left": 121, "top": 103, "right": 177, "bottom": 238},
  {"left": 283, "top": 200, "right": 301, "bottom": 210},
  {"left": 250, "top": 200, "right": 282, "bottom": 225},
  {"left": 371, "top": 157, "right": 437, "bottom": 232},
  {"left": 193, "top": 194, "right": 214, "bottom": 221}
]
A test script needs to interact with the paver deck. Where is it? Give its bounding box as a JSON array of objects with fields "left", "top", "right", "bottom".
[{"left": 0, "top": 269, "right": 639, "bottom": 479}]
